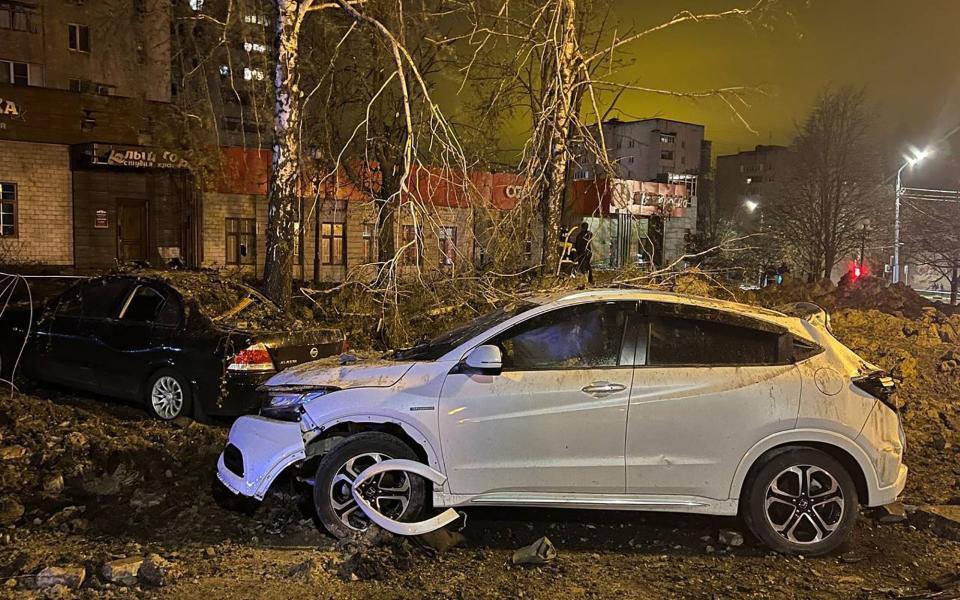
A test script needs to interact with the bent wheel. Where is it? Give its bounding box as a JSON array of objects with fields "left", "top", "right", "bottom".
[{"left": 313, "top": 432, "right": 426, "bottom": 539}]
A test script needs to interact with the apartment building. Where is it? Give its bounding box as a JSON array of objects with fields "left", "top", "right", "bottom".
[{"left": 715, "top": 144, "right": 790, "bottom": 225}]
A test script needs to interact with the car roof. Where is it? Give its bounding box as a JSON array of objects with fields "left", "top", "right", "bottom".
[{"left": 530, "top": 288, "right": 805, "bottom": 333}]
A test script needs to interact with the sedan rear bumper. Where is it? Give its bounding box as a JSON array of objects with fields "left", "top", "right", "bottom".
[
  {"left": 208, "top": 371, "right": 274, "bottom": 416},
  {"left": 216, "top": 416, "right": 306, "bottom": 500}
]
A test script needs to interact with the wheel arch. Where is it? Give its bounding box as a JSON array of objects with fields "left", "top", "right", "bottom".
[
  {"left": 304, "top": 416, "right": 443, "bottom": 475},
  {"left": 730, "top": 430, "right": 878, "bottom": 507}
]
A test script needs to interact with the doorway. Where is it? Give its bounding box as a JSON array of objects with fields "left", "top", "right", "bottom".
[{"left": 117, "top": 198, "right": 148, "bottom": 262}]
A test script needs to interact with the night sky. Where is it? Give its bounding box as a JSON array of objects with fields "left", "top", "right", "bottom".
[{"left": 496, "top": 1, "right": 960, "bottom": 169}]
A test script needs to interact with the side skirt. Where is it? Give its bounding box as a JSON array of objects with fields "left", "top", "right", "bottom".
[{"left": 434, "top": 492, "right": 739, "bottom": 516}]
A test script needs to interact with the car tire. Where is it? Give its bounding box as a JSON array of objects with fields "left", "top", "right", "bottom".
[
  {"left": 742, "top": 447, "right": 858, "bottom": 556},
  {"left": 313, "top": 432, "right": 427, "bottom": 539},
  {"left": 144, "top": 369, "right": 193, "bottom": 421}
]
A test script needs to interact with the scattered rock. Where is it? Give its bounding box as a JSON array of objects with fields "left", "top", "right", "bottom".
[
  {"left": 911, "top": 505, "right": 960, "bottom": 541},
  {"left": 42, "top": 474, "right": 64, "bottom": 495},
  {"left": 933, "top": 433, "right": 948, "bottom": 451},
  {"left": 35, "top": 566, "right": 85, "bottom": 590},
  {"left": 63, "top": 432, "right": 88, "bottom": 451},
  {"left": 0, "top": 446, "right": 27, "bottom": 461},
  {"left": 873, "top": 501, "right": 908, "bottom": 523},
  {"left": 101, "top": 557, "right": 143, "bottom": 586},
  {"left": 511, "top": 536, "right": 557, "bottom": 566},
  {"left": 718, "top": 529, "right": 744, "bottom": 547},
  {"left": 204, "top": 546, "right": 216, "bottom": 558},
  {"left": 417, "top": 527, "right": 466, "bottom": 554},
  {"left": 138, "top": 554, "right": 178, "bottom": 587},
  {"left": 287, "top": 558, "right": 320, "bottom": 583},
  {"left": 0, "top": 497, "right": 24, "bottom": 526}
]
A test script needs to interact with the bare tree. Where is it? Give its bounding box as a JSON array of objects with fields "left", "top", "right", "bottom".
[
  {"left": 903, "top": 192, "right": 960, "bottom": 303},
  {"left": 767, "top": 87, "right": 885, "bottom": 280}
]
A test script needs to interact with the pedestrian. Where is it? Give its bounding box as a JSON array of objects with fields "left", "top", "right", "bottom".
[{"left": 573, "top": 222, "right": 594, "bottom": 284}]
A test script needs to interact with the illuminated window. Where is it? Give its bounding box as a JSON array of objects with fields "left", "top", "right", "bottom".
[
  {"left": 438, "top": 226, "right": 457, "bottom": 267},
  {"left": 243, "top": 14, "right": 269, "bottom": 26},
  {"left": 243, "top": 67, "right": 264, "bottom": 81},
  {"left": 225, "top": 218, "right": 256, "bottom": 265},
  {"left": 0, "top": 183, "right": 17, "bottom": 238},
  {"left": 401, "top": 224, "right": 421, "bottom": 266},
  {"left": 321, "top": 222, "right": 346, "bottom": 265},
  {"left": 362, "top": 222, "right": 376, "bottom": 263},
  {"left": 243, "top": 42, "right": 267, "bottom": 53}
]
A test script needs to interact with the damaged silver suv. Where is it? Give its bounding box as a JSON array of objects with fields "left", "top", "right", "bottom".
[{"left": 216, "top": 290, "right": 907, "bottom": 555}]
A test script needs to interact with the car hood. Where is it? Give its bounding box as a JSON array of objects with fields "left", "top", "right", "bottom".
[{"left": 264, "top": 357, "right": 415, "bottom": 389}]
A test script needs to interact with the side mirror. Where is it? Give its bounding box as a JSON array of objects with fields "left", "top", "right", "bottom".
[{"left": 464, "top": 344, "right": 502, "bottom": 375}]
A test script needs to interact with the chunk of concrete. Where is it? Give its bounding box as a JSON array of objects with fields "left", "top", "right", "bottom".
[
  {"left": 874, "top": 501, "right": 908, "bottom": 524},
  {"left": 511, "top": 537, "right": 557, "bottom": 566},
  {"left": 912, "top": 505, "right": 960, "bottom": 541},
  {"left": 35, "top": 566, "right": 85, "bottom": 590},
  {"left": 101, "top": 557, "right": 143, "bottom": 586}
]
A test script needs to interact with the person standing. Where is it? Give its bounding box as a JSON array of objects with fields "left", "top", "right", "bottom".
[{"left": 573, "top": 222, "right": 594, "bottom": 284}]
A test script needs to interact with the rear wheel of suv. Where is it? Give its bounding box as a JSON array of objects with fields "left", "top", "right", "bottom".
[
  {"left": 314, "top": 432, "right": 427, "bottom": 539},
  {"left": 742, "top": 448, "right": 858, "bottom": 556}
]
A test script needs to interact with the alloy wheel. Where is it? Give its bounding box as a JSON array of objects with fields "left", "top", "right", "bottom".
[
  {"left": 764, "top": 464, "right": 845, "bottom": 545},
  {"left": 151, "top": 375, "right": 184, "bottom": 419},
  {"left": 329, "top": 452, "right": 411, "bottom": 531}
]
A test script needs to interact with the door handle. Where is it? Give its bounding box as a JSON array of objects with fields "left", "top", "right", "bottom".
[{"left": 581, "top": 381, "right": 626, "bottom": 395}]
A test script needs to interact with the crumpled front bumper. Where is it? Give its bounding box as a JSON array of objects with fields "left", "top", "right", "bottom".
[{"left": 217, "top": 416, "right": 306, "bottom": 501}]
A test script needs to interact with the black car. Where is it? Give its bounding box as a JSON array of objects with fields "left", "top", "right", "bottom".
[{"left": 0, "top": 271, "right": 344, "bottom": 420}]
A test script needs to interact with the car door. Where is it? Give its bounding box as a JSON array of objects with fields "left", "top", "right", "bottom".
[
  {"left": 92, "top": 283, "right": 182, "bottom": 399},
  {"left": 438, "top": 301, "right": 639, "bottom": 497},
  {"left": 32, "top": 279, "right": 132, "bottom": 392},
  {"left": 625, "top": 303, "right": 802, "bottom": 500}
]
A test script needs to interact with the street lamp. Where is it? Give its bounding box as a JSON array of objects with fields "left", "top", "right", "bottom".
[
  {"left": 743, "top": 199, "right": 759, "bottom": 213},
  {"left": 893, "top": 148, "right": 932, "bottom": 283}
]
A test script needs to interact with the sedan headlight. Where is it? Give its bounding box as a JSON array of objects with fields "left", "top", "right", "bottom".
[{"left": 260, "top": 386, "right": 338, "bottom": 421}]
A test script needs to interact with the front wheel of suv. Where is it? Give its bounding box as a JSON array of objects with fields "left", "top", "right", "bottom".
[
  {"left": 313, "top": 432, "right": 427, "bottom": 539},
  {"left": 742, "top": 447, "right": 859, "bottom": 556}
]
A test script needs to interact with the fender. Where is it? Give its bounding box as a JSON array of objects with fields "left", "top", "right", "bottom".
[
  {"left": 728, "top": 428, "right": 881, "bottom": 504},
  {"left": 311, "top": 413, "right": 445, "bottom": 475}
]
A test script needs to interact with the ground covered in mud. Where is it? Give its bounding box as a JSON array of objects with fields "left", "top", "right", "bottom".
[{"left": 3, "top": 279, "right": 960, "bottom": 598}]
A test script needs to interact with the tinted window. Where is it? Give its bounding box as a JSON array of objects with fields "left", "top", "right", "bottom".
[
  {"left": 648, "top": 316, "right": 779, "bottom": 366},
  {"left": 155, "top": 295, "right": 182, "bottom": 327},
  {"left": 492, "top": 302, "right": 631, "bottom": 370},
  {"left": 55, "top": 286, "right": 84, "bottom": 317},
  {"left": 81, "top": 280, "right": 132, "bottom": 319},
  {"left": 121, "top": 286, "right": 167, "bottom": 322}
]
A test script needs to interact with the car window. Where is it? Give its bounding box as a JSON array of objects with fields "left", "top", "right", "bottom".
[
  {"left": 491, "top": 302, "right": 632, "bottom": 370},
  {"left": 647, "top": 316, "right": 780, "bottom": 366},
  {"left": 54, "top": 285, "right": 84, "bottom": 317},
  {"left": 155, "top": 295, "right": 183, "bottom": 327},
  {"left": 81, "top": 280, "right": 132, "bottom": 320},
  {"left": 120, "top": 285, "right": 168, "bottom": 323}
]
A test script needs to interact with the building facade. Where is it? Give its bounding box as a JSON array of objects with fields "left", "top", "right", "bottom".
[
  {"left": 573, "top": 118, "right": 711, "bottom": 265},
  {"left": 715, "top": 144, "right": 790, "bottom": 224}
]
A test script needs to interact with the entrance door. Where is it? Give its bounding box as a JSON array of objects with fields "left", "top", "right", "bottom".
[{"left": 117, "top": 199, "right": 148, "bottom": 262}]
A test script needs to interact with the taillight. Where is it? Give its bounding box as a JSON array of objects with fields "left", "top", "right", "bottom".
[
  {"left": 852, "top": 370, "right": 899, "bottom": 410},
  {"left": 228, "top": 342, "right": 276, "bottom": 372}
]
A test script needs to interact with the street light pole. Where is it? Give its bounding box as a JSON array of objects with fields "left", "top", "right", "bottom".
[{"left": 892, "top": 148, "right": 932, "bottom": 284}]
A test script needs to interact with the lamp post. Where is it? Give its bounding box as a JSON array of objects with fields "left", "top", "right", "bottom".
[{"left": 893, "top": 149, "right": 932, "bottom": 284}]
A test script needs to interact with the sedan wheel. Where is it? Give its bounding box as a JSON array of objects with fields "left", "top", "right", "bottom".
[
  {"left": 743, "top": 448, "right": 858, "bottom": 555},
  {"left": 144, "top": 369, "right": 193, "bottom": 421}
]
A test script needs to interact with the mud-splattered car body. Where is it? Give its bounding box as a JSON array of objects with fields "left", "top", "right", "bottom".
[
  {"left": 217, "top": 289, "right": 907, "bottom": 552},
  {"left": 1, "top": 272, "right": 344, "bottom": 417}
]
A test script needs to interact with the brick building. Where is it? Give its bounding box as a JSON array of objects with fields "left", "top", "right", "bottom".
[{"left": 715, "top": 144, "right": 790, "bottom": 226}]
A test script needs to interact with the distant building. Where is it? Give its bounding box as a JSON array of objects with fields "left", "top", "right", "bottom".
[
  {"left": 572, "top": 117, "right": 711, "bottom": 266},
  {"left": 0, "top": 0, "right": 171, "bottom": 102},
  {"left": 715, "top": 144, "right": 790, "bottom": 224}
]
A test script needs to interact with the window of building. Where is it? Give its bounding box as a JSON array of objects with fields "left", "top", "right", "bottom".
[
  {"left": 0, "top": 3, "right": 38, "bottom": 32},
  {"left": 659, "top": 134, "right": 675, "bottom": 145},
  {"left": 491, "top": 302, "right": 632, "bottom": 371},
  {"left": 0, "top": 183, "right": 16, "bottom": 238},
  {"left": 243, "top": 67, "right": 264, "bottom": 81},
  {"left": 225, "top": 217, "right": 256, "bottom": 265},
  {"left": 68, "top": 78, "right": 82, "bottom": 92},
  {"left": 243, "top": 42, "right": 267, "bottom": 53},
  {"left": 68, "top": 24, "right": 91, "bottom": 52},
  {"left": 243, "top": 14, "right": 269, "bottom": 26},
  {"left": 474, "top": 240, "right": 486, "bottom": 267},
  {"left": 189, "top": 0, "right": 204, "bottom": 10},
  {"left": 96, "top": 84, "right": 114, "bottom": 96},
  {"left": 660, "top": 150, "right": 674, "bottom": 161},
  {"left": 219, "top": 64, "right": 230, "bottom": 76},
  {"left": 438, "top": 226, "right": 457, "bottom": 267},
  {"left": 0, "top": 60, "right": 40, "bottom": 86},
  {"left": 628, "top": 140, "right": 635, "bottom": 148},
  {"left": 647, "top": 315, "right": 780, "bottom": 366},
  {"left": 321, "top": 222, "right": 346, "bottom": 265},
  {"left": 523, "top": 239, "right": 533, "bottom": 262},
  {"left": 628, "top": 156, "right": 634, "bottom": 164},
  {"left": 362, "top": 222, "right": 376, "bottom": 263}
]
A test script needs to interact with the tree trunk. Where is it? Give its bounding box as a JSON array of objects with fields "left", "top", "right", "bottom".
[
  {"left": 313, "top": 195, "right": 321, "bottom": 285},
  {"left": 375, "top": 163, "right": 398, "bottom": 281},
  {"left": 537, "top": 0, "right": 578, "bottom": 275},
  {"left": 262, "top": 0, "right": 302, "bottom": 310}
]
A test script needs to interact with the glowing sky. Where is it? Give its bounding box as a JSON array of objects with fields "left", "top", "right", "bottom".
[{"left": 496, "top": 0, "right": 960, "bottom": 163}]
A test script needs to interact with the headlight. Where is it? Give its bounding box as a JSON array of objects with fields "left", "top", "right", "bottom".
[{"left": 260, "top": 387, "right": 338, "bottom": 421}]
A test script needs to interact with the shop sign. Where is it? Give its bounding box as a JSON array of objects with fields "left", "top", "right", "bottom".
[
  {"left": 90, "top": 144, "right": 189, "bottom": 169},
  {"left": 94, "top": 209, "right": 109, "bottom": 229},
  {"left": 0, "top": 98, "right": 21, "bottom": 118}
]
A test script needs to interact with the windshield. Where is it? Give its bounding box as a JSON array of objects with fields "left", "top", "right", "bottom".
[{"left": 392, "top": 301, "right": 536, "bottom": 361}]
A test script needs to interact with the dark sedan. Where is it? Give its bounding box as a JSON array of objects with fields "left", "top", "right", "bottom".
[{"left": 0, "top": 271, "right": 344, "bottom": 420}]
